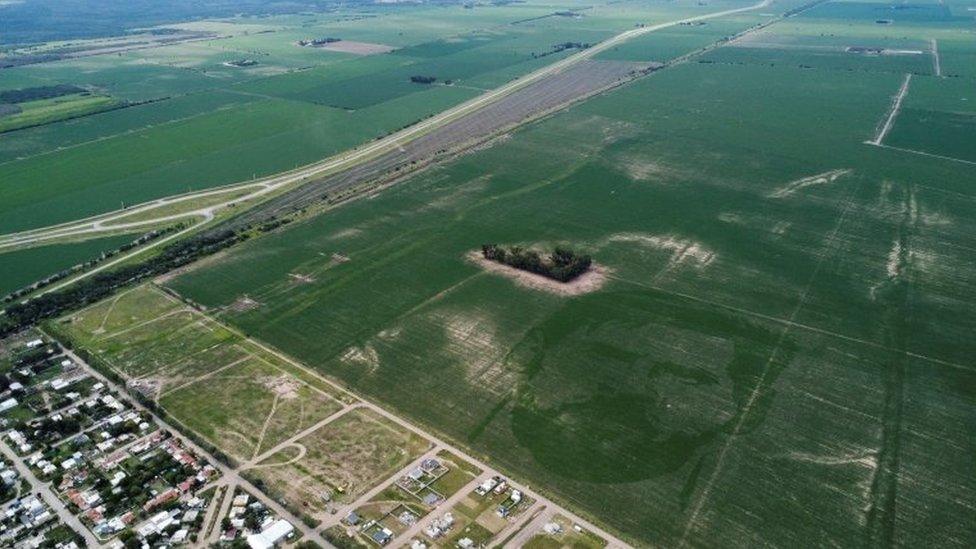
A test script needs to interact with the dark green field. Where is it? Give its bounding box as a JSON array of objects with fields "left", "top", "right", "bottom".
[
  {"left": 6, "top": 0, "right": 975, "bottom": 546},
  {"left": 0, "top": 234, "right": 135, "bottom": 296},
  {"left": 0, "top": 0, "right": 720, "bottom": 235},
  {"left": 166, "top": 14, "right": 976, "bottom": 543}
]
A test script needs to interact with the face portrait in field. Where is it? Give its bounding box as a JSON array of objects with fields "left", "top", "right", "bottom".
[{"left": 508, "top": 289, "right": 786, "bottom": 484}]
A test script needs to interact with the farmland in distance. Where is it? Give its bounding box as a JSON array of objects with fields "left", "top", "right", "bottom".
[{"left": 165, "top": 7, "right": 976, "bottom": 545}]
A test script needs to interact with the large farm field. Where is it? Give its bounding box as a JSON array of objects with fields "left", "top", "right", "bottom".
[
  {"left": 3, "top": 0, "right": 975, "bottom": 547},
  {"left": 161, "top": 3, "right": 976, "bottom": 546},
  {"left": 49, "top": 285, "right": 350, "bottom": 463},
  {"left": 0, "top": 0, "right": 730, "bottom": 235}
]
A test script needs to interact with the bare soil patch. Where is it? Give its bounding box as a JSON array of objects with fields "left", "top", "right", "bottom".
[
  {"left": 288, "top": 272, "right": 315, "bottom": 284},
  {"left": 228, "top": 295, "right": 261, "bottom": 312},
  {"left": 466, "top": 251, "right": 608, "bottom": 296},
  {"left": 320, "top": 40, "right": 397, "bottom": 55},
  {"left": 261, "top": 375, "right": 301, "bottom": 400}
]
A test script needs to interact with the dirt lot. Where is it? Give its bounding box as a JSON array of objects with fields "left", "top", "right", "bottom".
[
  {"left": 246, "top": 407, "right": 430, "bottom": 518},
  {"left": 320, "top": 40, "right": 397, "bottom": 55}
]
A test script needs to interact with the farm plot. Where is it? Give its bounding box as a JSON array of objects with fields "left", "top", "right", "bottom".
[
  {"left": 168, "top": 56, "right": 976, "bottom": 547},
  {"left": 0, "top": 92, "right": 118, "bottom": 133},
  {"left": 215, "top": 58, "right": 651, "bottom": 231},
  {"left": 0, "top": 0, "right": 718, "bottom": 236},
  {"left": 246, "top": 408, "right": 430, "bottom": 518},
  {"left": 160, "top": 355, "right": 343, "bottom": 461},
  {"left": 884, "top": 77, "right": 976, "bottom": 163},
  {"left": 0, "top": 233, "right": 135, "bottom": 297},
  {"left": 0, "top": 89, "right": 257, "bottom": 164},
  {"left": 52, "top": 284, "right": 346, "bottom": 462}
]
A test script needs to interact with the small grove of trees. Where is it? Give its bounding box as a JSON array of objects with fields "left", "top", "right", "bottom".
[
  {"left": 482, "top": 244, "right": 592, "bottom": 282},
  {"left": 532, "top": 41, "right": 590, "bottom": 59},
  {"left": 409, "top": 75, "right": 437, "bottom": 84},
  {"left": 298, "top": 37, "right": 341, "bottom": 47}
]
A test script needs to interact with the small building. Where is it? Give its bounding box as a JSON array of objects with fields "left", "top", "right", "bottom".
[
  {"left": 246, "top": 519, "right": 294, "bottom": 549},
  {"left": 371, "top": 528, "right": 394, "bottom": 546},
  {"left": 0, "top": 398, "right": 18, "bottom": 413},
  {"left": 407, "top": 468, "right": 425, "bottom": 481}
]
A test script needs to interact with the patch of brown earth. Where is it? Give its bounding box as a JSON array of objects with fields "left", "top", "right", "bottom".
[
  {"left": 261, "top": 376, "right": 300, "bottom": 399},
  {"left": 319, "top": 40, "right": 397, "bottom": 55},
  {"left": 228, "top": 296, "right": 261, "bottom": 312},
  {"left": 288, "top": 272, "right": 315, "bottom": 284}
]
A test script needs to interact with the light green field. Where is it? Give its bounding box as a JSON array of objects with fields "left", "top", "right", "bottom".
[
  {"left": 164, "top": 9, "right": 976, "bottom": 546},
  {"left": 161, "top": 355, "right": 343, "bottom": 460},
  {"left": 51, "top": 284, "right": 345, "bottom": 461},
  {"left": 0, "top": 93, "right": 118, "bottom": 133}
]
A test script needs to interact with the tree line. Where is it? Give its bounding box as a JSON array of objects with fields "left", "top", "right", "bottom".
[
  {"left": 0, "top": 217, "right": 291, "bottom": 337},
  {"left": 481, "top": 244, "right": 592, "bottom": 282}
]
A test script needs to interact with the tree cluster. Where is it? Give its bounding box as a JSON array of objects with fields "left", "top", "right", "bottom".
[
  {"left": 0, "top": 84, "right": 85, "bottom": 104},
  {"left": 532, "top": 41, "right": 589, "bottom": 59},
  {"left": 410, "top": 75, "right": 437, "bottom": 84},
  {"left": 298, "top": 37, "right": 341, "bottom": 47},
  {"left": 481, "top": 244, "right": 592, "bottom": 282}
]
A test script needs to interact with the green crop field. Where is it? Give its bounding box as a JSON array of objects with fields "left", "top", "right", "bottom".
[
  {"left": 0, "top": 233, "right": 135, "bottom": 296},
  {"left": 0, "top": 92, "right": 118, "bottom": 133},
  {"left": 0, "top": 0, "right": 705, "bottom": 236},
  {"left": 163, "top": 5, "right": 976, "bottom": 545},
  {"left": 10, "top": 0, "right": 976, "bottom": 546}
]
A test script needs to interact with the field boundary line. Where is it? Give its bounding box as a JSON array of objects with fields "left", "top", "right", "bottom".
[
  {"left": 608, "top": 275, "right": 974, "bottom": 374},
  {"left": 678, "top": 185, "right": 859, "bottom": 545},
  {"left": 872, "top": 143, "right": 976, "bottom": 166},
  {"left": 97, "top": 307, "right": 188, "bottom": 341},
  {"left": 252, "top": 394, "right": 282, "bottom": 460},
  {"left": 159, "top": 353, "right": 252, "bottom": 398},
  {"left": 245, "top": 443, "right": 307, "bottom": 470},
  {"left": 867, "top": 73, "right": 912, "bottom": 146},
  {"left": 95, "top": 292, "right": 125, "bottom": 333},
  {"left": 68, "top": 285, "right": 143, "bottom": 321},
  {"left": 243, "top": 404, "right": 360, "bottom": 467}
]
